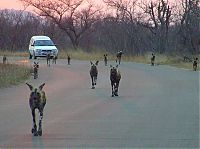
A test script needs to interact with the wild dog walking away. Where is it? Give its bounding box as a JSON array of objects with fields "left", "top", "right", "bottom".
[
  {"left": 33, "top": 62, "right": 39, "bottom": 79},
  {"left": 26, "top": 83, "right": 46, "bottom": 136}
]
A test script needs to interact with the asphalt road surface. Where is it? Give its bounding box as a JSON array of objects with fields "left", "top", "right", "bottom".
[{"left": 0, "top": 57, "right": 199, "bottom": 148}]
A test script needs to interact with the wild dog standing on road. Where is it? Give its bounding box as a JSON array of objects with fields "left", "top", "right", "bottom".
[
  {"left": 193, "top": 58, "right": 198, "bottom": 71},
  {"left": 90, "top": 61, "right": 99, "bottom": 89},
  {"left": 104, "top": 54, "right": 108, "bottom": 66},
  {"left": 52, "top": 55, "right": 57, "bottom": 64},
  {"left": 26, "top": 83, "right": 46, "bottom": 136},
  {"left": 3, "top": 55, "right": 7, "bottom": 64},
  {"left": 151, "top": 53, "right": 155, "bottom": 66},
  {"left": 46, "top": 53, "right": 51, "bottom": 67},
  {"left": 33, "top": 62, "right": 39, "bottom": 79},
  {"left": 67, "top": 54, "right": 71, "bottom": 65},
  {"left": 110, "top": 65, "right": 121, "bottom": 97},
  {"left": 116, "top": 51, "right": 123, "bottom": 65}
]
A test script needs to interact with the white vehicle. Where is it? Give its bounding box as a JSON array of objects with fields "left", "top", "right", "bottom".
[{"left": 29, "top": 36, "right": 58, "bottom": 59}]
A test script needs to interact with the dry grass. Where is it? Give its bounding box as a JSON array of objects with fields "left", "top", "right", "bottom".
[
  {"left": 0, "top": 50, "right": 28, "bottom": 57},
  {"left": 58, "top": 49, "right": 107, "bottom": 60},
  {"left": 0, "top": 63, "right": 31, "bottom": 88},
  {"left": 0, "top": 49, "right": 198, "bottom": 70}
]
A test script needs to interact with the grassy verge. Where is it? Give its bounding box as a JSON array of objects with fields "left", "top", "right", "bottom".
[
  {"left": 0, "top": 50, "right": 198, "bottom": 70},
  {"left": 60, "top": 50, "right": 197, "bottom": 70},
  {"left": 0, "top": 63, "right": 31, "bottom": 88},
  {"left": 0, "top": 50, "right": 28, "bottom": 57}
]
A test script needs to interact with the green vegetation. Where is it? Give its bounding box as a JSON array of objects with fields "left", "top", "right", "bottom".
[{"left": 0, "top": 63, "right": 31, "bottom": 88}]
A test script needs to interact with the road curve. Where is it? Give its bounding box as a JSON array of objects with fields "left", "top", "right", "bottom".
[{"left": 0, "top": 57, "right": 199, "bottom": 148}]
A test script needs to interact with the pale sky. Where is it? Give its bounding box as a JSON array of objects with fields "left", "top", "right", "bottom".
[
  {"left": 0, "top": 0, "right": 104, "bottom": 10},
  {"left": 0, "top": 0, "right": 25, "bottom": 10},
  {"left": 0, "top": 0, "right": 179, "bottom": 11}
]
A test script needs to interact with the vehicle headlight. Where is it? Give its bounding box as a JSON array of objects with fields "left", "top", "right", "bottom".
[
  {"left": 36, "top": 49, "right": 41, "bottom": 53},
  {"left": 52, "top": 49, "right": 57, "bottom": 53}
]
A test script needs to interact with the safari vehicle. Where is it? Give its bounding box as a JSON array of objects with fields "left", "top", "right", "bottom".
[{"left": 29, "top": 36, "right": 58, "bottom": 59}]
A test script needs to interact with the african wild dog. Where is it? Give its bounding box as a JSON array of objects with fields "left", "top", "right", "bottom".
[
  {"left": 46, "top": 53, "right": 51, "bottom": 67},
  {"left": 193, "top": 58, "right": 198, "bottom": 71},
  {"left": 33, "top": 62, "right": 39, "bottom": 79},
  {"left": 151, "top": 53, "right": 155, "bottom": 66},
  {"left": 52, "top": 55, "right": 57, "bottom": 64},
  {"left": 3, "top": 55, "right": 7, "bottom": 64},
  {"left": 26, "top": 83, "right": 46, "bottom": 136},
  {"left": 67, "top": 54, "right": 71, "bottom": 65},
  {"left": 110, "top": 65, "right": 121, "bottom": 97},
  {"left": 90, "top": 61, "right": 99, "bottom": 89},
  {"left": 116, "top": 51, "right": 123, "bottom": 65},
  {"left": 104, "top": 54, "right": 108, "bottom": 66}
]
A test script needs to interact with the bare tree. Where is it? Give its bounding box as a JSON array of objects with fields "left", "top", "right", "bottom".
[
  {"left": 103, "top": 0, "right": 149, "bottom": 55},
  {"left": 140, "top": 0, "right": 172, "bottom": 53},
  {"left": 19, "top": 0, "right": 100, "bottom": 49},
  {"left": 0, "top": 9, "right": 42, "bottom": 51},
  {"left": 178, "top": 0, "right": 200, "bottom": 54}
]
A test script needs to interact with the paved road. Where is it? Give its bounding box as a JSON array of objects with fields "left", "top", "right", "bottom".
[{"left": 0, "top": 57, "right": 199, "bottom": 148}]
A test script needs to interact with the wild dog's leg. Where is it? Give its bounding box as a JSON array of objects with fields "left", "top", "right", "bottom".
[
  {"left": 194, "top": 65, "right": 197, "bottom": 71},
  {"left": 31, "top": 109, "right": 38, "bottom": 136},
  {"left": 94, "top": 76, "right": 97, "bottom": 85},
  {"left": 38, "top": 109, "right": 43, "bottom": 136},
  {"left": 111, "top": 82, "right": 114, "bottom": 97},
  {"left": 114, "top": 82, "right": 119, "bottom": 96},
  {"left": 91, "top": 76, "right": 95, "bottom": 89}
]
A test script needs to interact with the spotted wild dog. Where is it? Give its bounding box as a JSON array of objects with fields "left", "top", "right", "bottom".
[
  {"left": 151, "top": 53, "right": 155, "bottom": 66},
  {"left": 193, "top": 58, "right": 198, "bottom": 71},
  {"left": 46, "top": 53, "right": 51, "bottom": 67},
  {"left": 26, "top": 83, "right": 46, "bottom": 136},
  {"left": 116, "top": 51, "right": 123, "bottom": 65},
  {"left": 3, "top": 55, "right": 7, "bottom": 64},
  {"left": 52, "top": 55, "right": 57, "bottom": 64},
  {"left": 33, "top": 62, "right": 39, "bottom": 79},
  {"left": 67, "top": 54, "right": 71, "bottom": 65},
  {"left": 90, "top": 61, "right": 99, "bottom": 89},
  {"left": 110, "top": 65, "right": 121, "bottom": 97},
  {"left": 104, "top": 54, "right": 108, "bottom": 66}
]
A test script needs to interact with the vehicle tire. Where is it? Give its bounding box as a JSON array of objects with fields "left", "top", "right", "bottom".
[{"left": 29, "top": 54, "right": 32, "bottom": 59}]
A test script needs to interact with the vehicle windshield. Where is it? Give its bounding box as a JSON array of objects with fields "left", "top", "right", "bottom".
[{"left": 34, "top": 40, "right": 55, "bottom": 46}]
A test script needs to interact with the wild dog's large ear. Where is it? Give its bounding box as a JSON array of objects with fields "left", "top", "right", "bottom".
[
  {"left": 34, "top": 62, "right": 36, "bottom": 65},
  {"left": 90, "top": 61, "right": 93, "bottom": 65},
  {"left": 95, "top": 61, "right": 99, "bottom": 65},
  {"left": 116, "top": 65, "right": 118, "bottom": 68},
  {"left": 39, "top": 83, "right": 45, "bottom": 91},
  {"left": 26, "top": 83, "right": 33, "bottom": 91}
]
